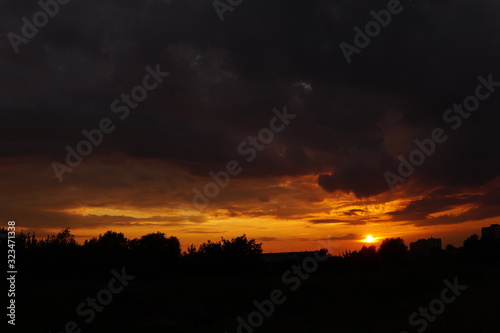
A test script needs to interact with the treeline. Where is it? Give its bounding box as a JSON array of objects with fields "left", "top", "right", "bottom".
[
  {"left": 333, "top": 235, "right": 500, "bottom": 273},
  {"left": 0, "top": 228, "right": 264, "bottom": 280},
  {"left": 1, "top": 228, "right": 499, "bottom": 280}
]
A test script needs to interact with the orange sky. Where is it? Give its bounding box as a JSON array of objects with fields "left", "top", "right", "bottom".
[
  {"left": 2, "top": 0, "right": 500, "bottom": 260},
  {"left": 7, "top": 157, "right": 497, "bottom": 254}
]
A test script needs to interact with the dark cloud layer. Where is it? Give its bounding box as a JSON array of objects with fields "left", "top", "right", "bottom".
[
  {"left": 1, "top": 0, "right": 499, "bottom": 213},
  {"left": 388, "top": 181, "right": 500, "bottom": 226}
]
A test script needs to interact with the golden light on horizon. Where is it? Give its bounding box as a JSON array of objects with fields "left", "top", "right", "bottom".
[{"left": 364, "top": 235, "right": 375, "bottom": 243}]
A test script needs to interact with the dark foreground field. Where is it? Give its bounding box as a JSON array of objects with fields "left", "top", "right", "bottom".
[{"left": 15, "top": 261, "right": 500, "bottom": 333}]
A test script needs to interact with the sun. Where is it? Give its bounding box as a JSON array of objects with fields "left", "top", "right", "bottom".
[{"left": 364, "top": 235, "right": 375, "bottom": 243}]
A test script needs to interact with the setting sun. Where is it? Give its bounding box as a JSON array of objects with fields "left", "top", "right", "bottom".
[{"left": 364, "top": 235, "right": 375, "bottom": 243}]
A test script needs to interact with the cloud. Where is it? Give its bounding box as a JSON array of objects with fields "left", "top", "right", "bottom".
[
  {"left": 389, "top": 180, "right": 500, "bottom": 226},
  {"left": 308, "top": 219, "right": 367, "bottom": 226},
  {"left": 258, "top": 196, "right": 270, "bottom": 203},
  {"left": 1, "top": 0, "right": 500, "bottom": 233},
  {"left": 343, "top": 209, "right": 365, "bottom": 216},
  {"left": 316, "top": 234, "right": 360, "bottom": 241}
]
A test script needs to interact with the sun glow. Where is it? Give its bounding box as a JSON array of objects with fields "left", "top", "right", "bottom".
[{"left": 364, "top": 235, "right": 375, "bottom": 243}]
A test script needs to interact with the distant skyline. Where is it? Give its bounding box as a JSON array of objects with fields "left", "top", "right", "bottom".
[{"left": 8, "top": 217, "right": 497, "bottom": 255}]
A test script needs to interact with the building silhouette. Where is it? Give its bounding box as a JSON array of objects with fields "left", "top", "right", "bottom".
[
  {"left": 482, "top": 224, "right": 500, "bottom": 241},
  {"left": 409, "top": 237, "right": 442, "bottom": 256}
]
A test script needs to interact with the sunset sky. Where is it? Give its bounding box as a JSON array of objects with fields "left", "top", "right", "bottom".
[{"left": 1, "top": 0, "right": 499, "bottom": 254}]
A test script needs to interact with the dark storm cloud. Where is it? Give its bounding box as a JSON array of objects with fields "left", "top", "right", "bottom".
[
  {"left": 389, "top": 181, "right": 500, "bottom": 226},
  {"left": 388, "top": 190, "right": 480, "bottom": 221},
  {"left": 1, "top": 0, "right": 499, "bottom": 204}
]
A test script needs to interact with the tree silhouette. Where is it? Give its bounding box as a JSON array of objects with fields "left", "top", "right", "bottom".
[
  {"left": 128, "top": 232, "right": 181, "bottom": 276},
  {"left": 186, "top": 235, "right": 263, "bottom": 275},
  {"left": 83, "top": 231, "right": 130, "bottom": 273},
  {"left": 192, "top": 234, "right": 262, "bottom": 260},
  {"left": 196, "top": 239, "right": 224, "bottom": 259},
  {"left": 378, "top": 237, "right": 408, "bottom": 267},
  {"left": 43, "top": 228, "right": 77, "bottom": 247},
  {"left": 85, "top": 230, "right": 129, "bottom": 250},
  {"left": 16, "top": 230, "right": 38, "bottom": 249},
  {"left": 131, "top": 231, "right": 181, "bottom": 258},
  {"left": 11, "top": 227, "right": 499, "bottom": 283},
  {"left": 379, "top": 237, "right": 408, "bottom": 255},
  {"left": 360, "top": 245, "right": 377, "bottom": 256},
  {"left": 221, "top": 234, "right": 263, "bottom": 258}
]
